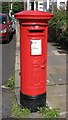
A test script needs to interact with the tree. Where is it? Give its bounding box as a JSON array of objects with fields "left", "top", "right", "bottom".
[
  {"left": 1, "top": 2, "right": 9, "bottom": 15},
  {"left": 0, "top": 2, "right": 24, "bottom": 15},
  {"left": 12, "top": 2, "right": 24, "bottom": 14}
]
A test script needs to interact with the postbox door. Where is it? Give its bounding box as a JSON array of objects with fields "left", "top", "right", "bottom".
[
  {"left": 29, "top": 37, "right": 47, "bottom": 95},
  {"left": 20, "top": 25, "right": 48, "bottom": 96}
]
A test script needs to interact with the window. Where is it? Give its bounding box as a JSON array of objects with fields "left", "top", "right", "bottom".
[
  {"left": 36, "top": 1, "right": 38, "bottom": 10},
  {"left": 0, "top": 15, "right": 7, "bottom": 24},
  {"left": 60, "top": 2, "right": 65, "bottom": 10}
]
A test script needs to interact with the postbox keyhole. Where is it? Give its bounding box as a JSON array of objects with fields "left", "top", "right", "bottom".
[{"left": 30, "top": 40, "right": 33, "bottom": 45}]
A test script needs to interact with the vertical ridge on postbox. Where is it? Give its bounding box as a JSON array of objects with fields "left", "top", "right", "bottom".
[{"left": 14, "top": 11, "right": 53, "bottom": 112}]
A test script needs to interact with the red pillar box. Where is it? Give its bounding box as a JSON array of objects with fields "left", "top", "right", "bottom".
[{"left": 14, "top": 11, "right": 53, "bottom": 112}]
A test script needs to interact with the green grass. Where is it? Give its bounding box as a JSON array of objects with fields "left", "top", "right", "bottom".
[
  {"left": 38, "top": 107, "right": 60, "bottom": 118},
  {"left": 6, "top": 76, "right": 15, "bottom": 90},
  {"left": 12, "top": 101, "right": 30, "bottom": 118}
]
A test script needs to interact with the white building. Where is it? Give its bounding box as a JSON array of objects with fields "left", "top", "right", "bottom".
[
  {"left": 57, "top": 0, "right": 67, "bottom": 10},
  {"left": 29, "top": 0, "right": 67, "bottom": 11}
]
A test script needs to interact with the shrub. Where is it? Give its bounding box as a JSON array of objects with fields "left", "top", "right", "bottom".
[{"left": 49, "top": 10, "right": 68, "bottom": 44}]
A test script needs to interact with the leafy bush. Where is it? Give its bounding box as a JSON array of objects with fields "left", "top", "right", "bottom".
[
  {"left": 49, "top": 10, "right": 68, "bottom": 44},
  {"left": 38, "top": 107, "right": 60, "bottom": 118}
]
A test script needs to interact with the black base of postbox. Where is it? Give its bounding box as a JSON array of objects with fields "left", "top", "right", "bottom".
[{"left": 20, "top": 92, "right": 46, "bottom": 112}]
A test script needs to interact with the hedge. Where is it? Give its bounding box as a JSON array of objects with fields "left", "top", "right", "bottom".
[{"left": 48, "top": 10, "right": 68, "bottom": 45}]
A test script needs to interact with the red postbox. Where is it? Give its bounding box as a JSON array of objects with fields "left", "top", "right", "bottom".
[{"left": 14, "top": 11, "right": 53, "bottom": 112}]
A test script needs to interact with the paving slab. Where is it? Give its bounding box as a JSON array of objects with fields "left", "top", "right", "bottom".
[
  {"left": 47, "top": 73, "right": 56, "bottom": 86},
  {"left": 47, "top": 85, "right": 66, "bottom": 113},
  {"left": 50, "top": 73, "right": 66, "bottom": 85},
  {"left": 29, "top": 112, "right": 42, "bottom": 118},
  {"left": 47, "top": 65, "right": 57, "bottom": 74},
  {"left": 47, "top": 64, "right": 67, "bottom": 85},
  {"left": 2, "top": 88, "right": 12, "bottom": 118},
  {"left": 48, "top": 53, "right": 66, "bottom": 66}
]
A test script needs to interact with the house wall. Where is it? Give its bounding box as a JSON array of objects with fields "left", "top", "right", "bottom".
[{"left": 34, "top": 0, "right": 67, "bottom": 11}]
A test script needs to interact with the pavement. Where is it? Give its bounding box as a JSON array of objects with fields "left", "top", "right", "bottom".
[
  {"left": 15, "top": 22, "right": 68, "bottom": 118},
  {"left": 0, "top": 34, "right": 16, "bottom": 119}
]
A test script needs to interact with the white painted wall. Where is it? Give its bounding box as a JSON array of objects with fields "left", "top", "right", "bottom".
[
  {"left": 38, "top": 1, "right": 43, "bottom": 11},
  {"left": 57, "top": 0, "right": 67, "bottom": 10},
  {"left": 34, "top": 0, "right": 67, "bottom": 11}
]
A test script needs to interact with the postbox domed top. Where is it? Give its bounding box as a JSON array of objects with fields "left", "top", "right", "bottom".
[{"left": 14, "top": 10, "right": 53, "bottom": 22}]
